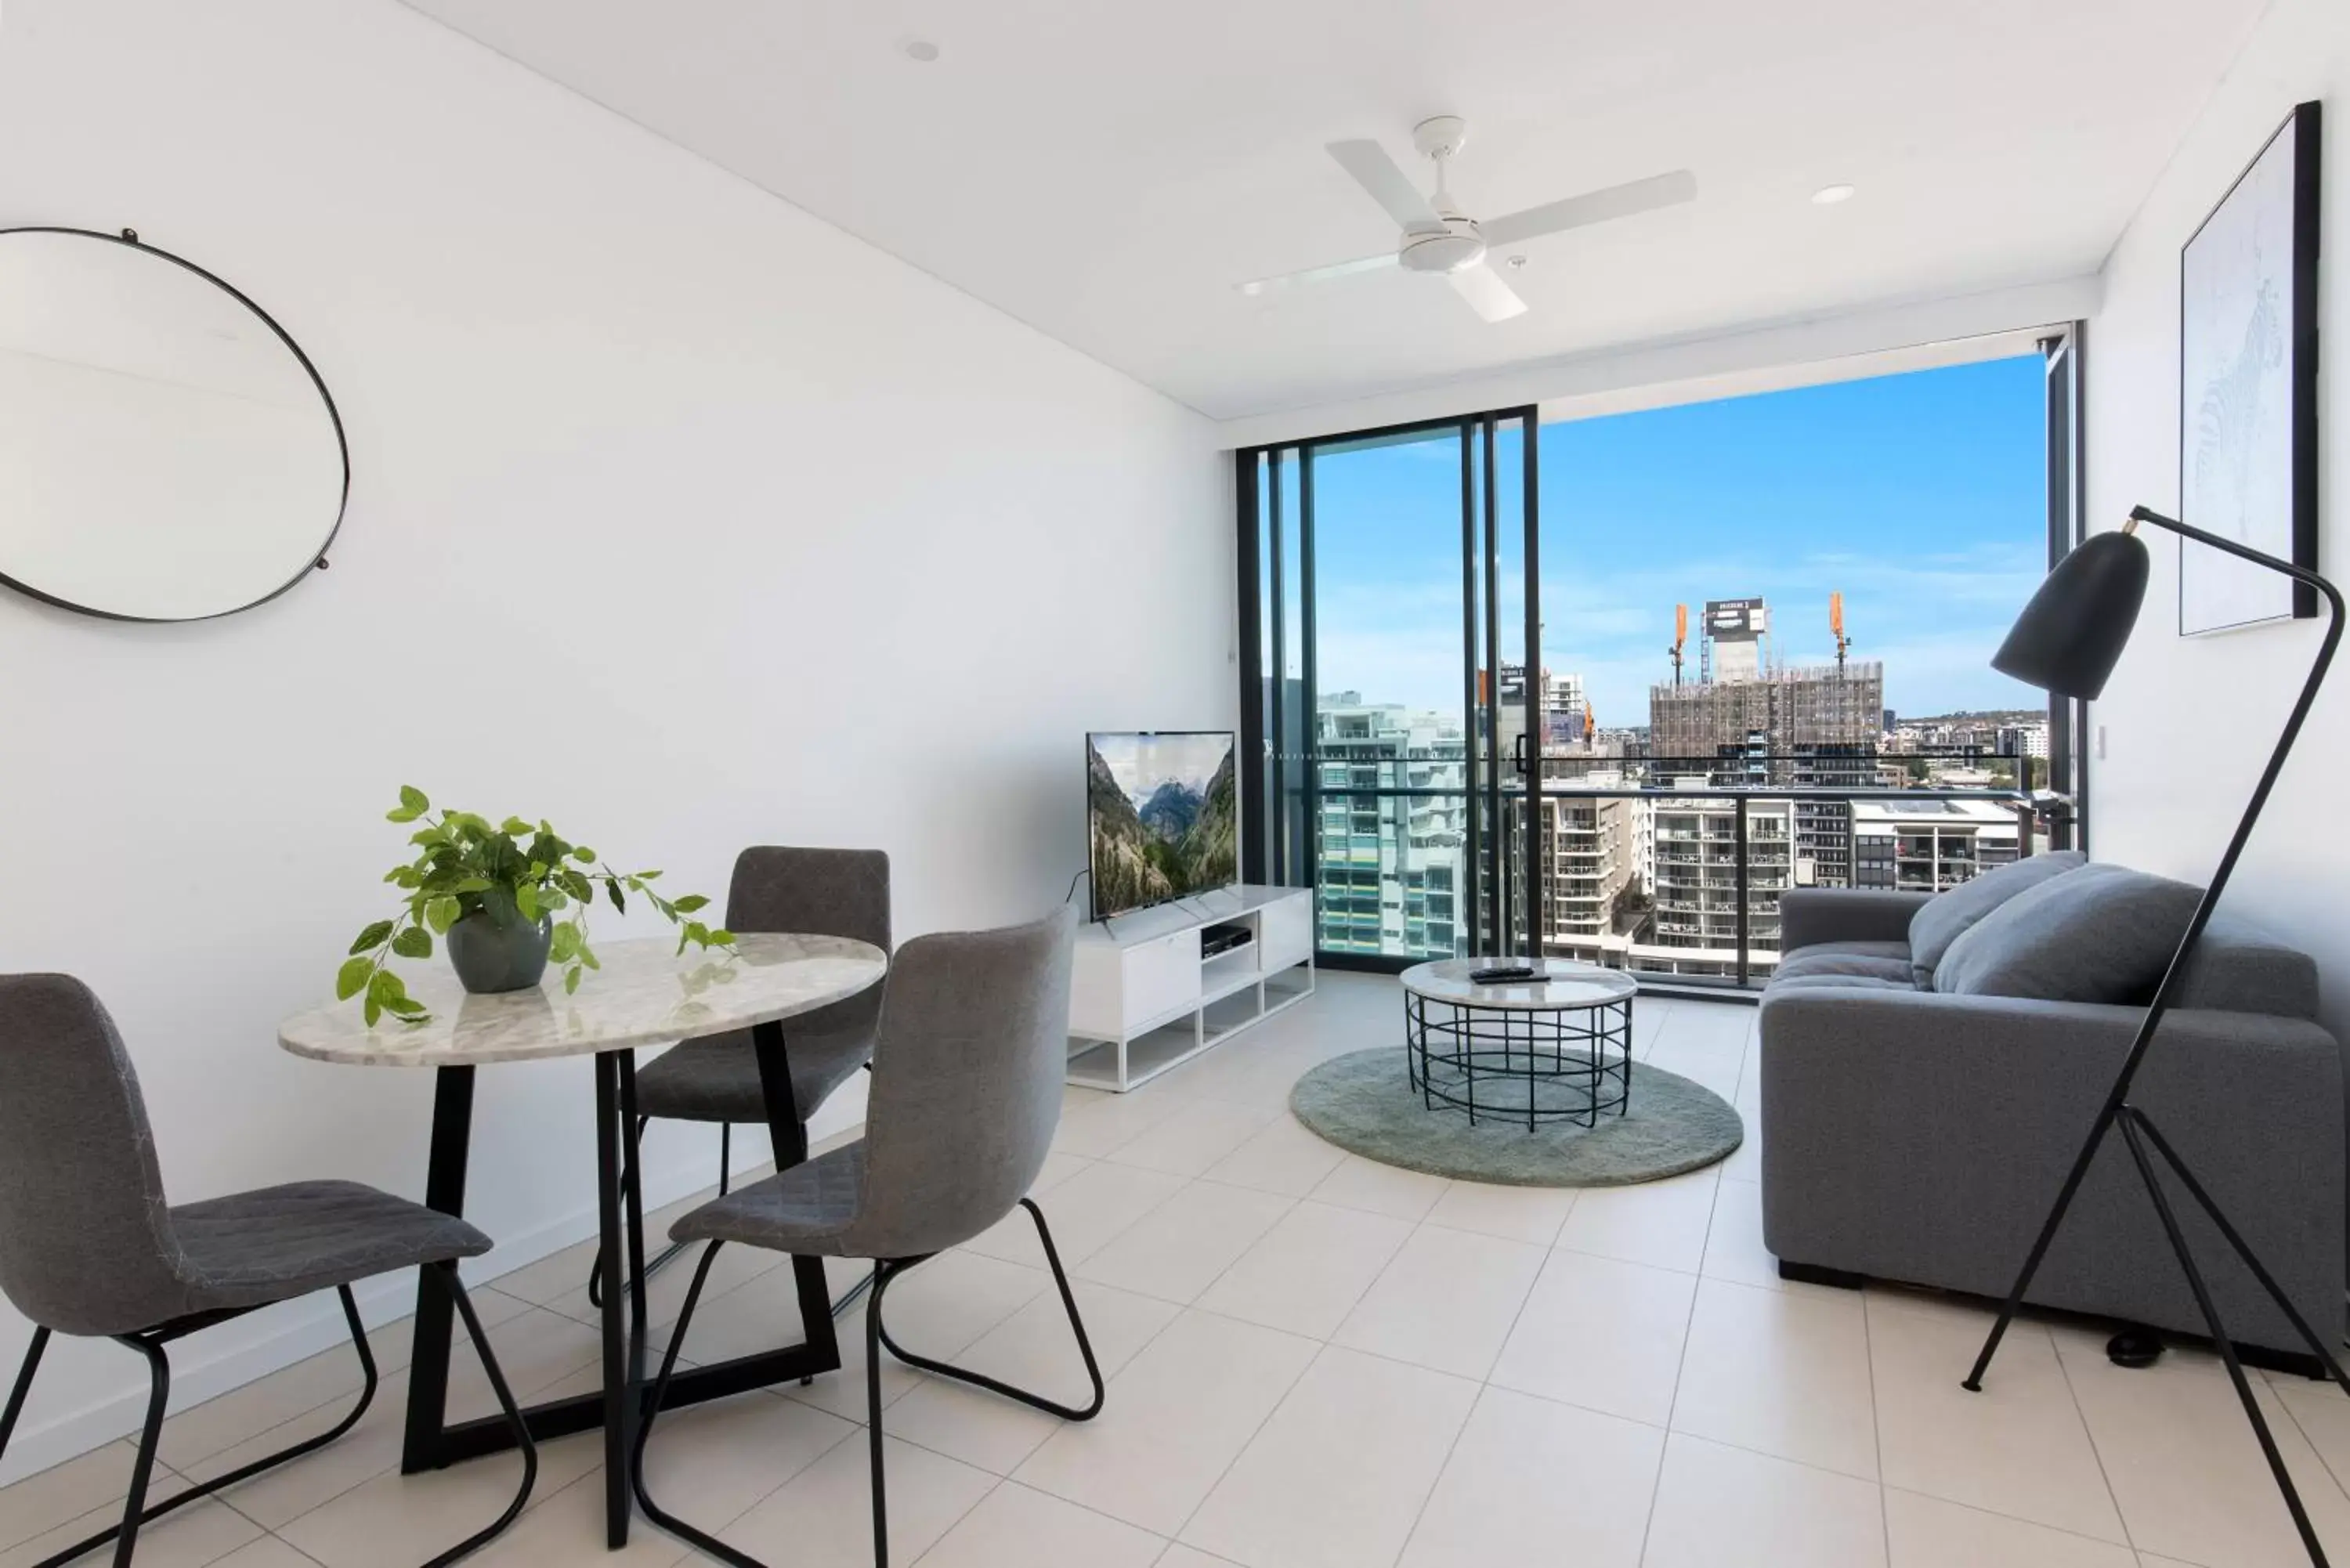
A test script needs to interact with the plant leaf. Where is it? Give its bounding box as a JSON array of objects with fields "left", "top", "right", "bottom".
[
  {"left": 383, "top": 995, "right": 428, "bottom": 1016},
  {"left": 671, "top": 894, "right": 710, "bottom": 916},
  {"left": 606, "top": 880, "right": 626, "bottom": 915},
  {"left": 349, "top": 920, "right": 396, "bottom": 956},
  {"left": 515, "top": 882, "right": 540, "bottom": 922},
  {"left": 564, "top": 966, "right": 582, "bottom": 995},
  {"left": 364, "top": 996, "right": 383, "bottom": 1027},
  {"left": 387, "top": 785, "right": 430, "bottom": 823},
  {"left": 392, "top": 927, "right": 432, "bottom": 959},
  {"left": 707, "top": 928, "right": 735, "bottom": 945},
  {"left": 336, "top": 956, "right": 374, "bottom": 1000},
  {"left": 425, "top": 896, "right": 461, "bottom": 934},
  {"left": 501, "top": 816, "right": 533, "bottom": 836}
]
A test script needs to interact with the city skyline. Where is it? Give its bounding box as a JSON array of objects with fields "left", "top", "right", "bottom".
[{"left": 1307, "top": 354, "right": 2048, "bottom": 727}]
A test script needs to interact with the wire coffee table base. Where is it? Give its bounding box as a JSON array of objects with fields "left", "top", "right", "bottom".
[{"left": 1404, "top": 990, "right": 1634, "bottom": 1129}]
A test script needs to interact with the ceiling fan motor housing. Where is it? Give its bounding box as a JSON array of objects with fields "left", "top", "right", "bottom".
[{"left": 1399, "top": 216, "right": 1487, "bottom": 274}]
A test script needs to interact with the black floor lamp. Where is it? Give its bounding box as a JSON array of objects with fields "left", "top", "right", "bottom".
[{"left": 1965, "top": 504, "right": 2348, "bottom": 1566}]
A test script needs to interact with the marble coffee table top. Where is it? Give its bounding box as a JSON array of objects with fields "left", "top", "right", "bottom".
[
  {"left": 1400, "top": 957, "right": 1638, "bottom": 1011},
  {"left": 279, "top": 932, "right": 887, "bottom": 1067}
]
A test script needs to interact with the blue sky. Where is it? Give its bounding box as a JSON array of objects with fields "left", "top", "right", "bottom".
[{"left": 1305, "top": 354, "right": 2049, "bottom": 728}]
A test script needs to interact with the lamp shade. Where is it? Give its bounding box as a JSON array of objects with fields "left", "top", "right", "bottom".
[{"left": 1990, "top": 529, "right": 2151, "bottom": 699}]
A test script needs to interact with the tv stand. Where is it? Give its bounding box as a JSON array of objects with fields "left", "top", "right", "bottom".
[{"left": 1067, "top": 884, "right": 1314, "bottom": 1092}]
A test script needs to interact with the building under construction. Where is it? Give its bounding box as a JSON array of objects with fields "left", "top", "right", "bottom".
[{"left": 1648, "top": 597, "right": 1885, "bottom": 887}]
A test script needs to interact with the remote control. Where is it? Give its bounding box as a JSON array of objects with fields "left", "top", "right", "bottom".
[{"left": 1470, "top": 964, "right": 1544, "bottom": 984}]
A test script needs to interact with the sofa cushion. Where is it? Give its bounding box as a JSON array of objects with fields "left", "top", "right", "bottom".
[
  {"left": 1773, "top": 941, "right": 1916, "bottom": 987},
  {"left": 1907, "top": 850, "right": 2084, "bottom": 985},
  {"left": 1933, "top": 862, "right": 2203, "bottom": 1003},
  {"left": 1765, "top": 973, "right": 1919, "bottom": 993}
]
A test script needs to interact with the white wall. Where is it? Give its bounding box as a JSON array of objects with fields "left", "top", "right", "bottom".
[
  {"left": 0, "top": 0, "right": 1230, "bottom": 1479},
  {"left": 2085, "top": 0, "right": 2347, "bottom": 1037}
]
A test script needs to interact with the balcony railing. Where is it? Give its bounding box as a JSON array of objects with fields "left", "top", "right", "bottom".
[{"left": 1271, "top": 746, "right": 2054, "bottom": 992}]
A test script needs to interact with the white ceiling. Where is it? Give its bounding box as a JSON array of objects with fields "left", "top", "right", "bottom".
[{"left": 402, "top": 0, "right": 2265, "bottom": 423}]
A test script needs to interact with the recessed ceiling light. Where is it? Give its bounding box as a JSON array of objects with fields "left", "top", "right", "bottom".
[
  {"left": 1812, "top": 183, "right": 1856, "bottom": 205},
  {"left": 899, "top": 38, "right": 940, "bottom": 63}
]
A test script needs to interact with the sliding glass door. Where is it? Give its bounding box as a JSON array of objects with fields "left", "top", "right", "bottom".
[{"left": 1238, "top": 408, "right": 1538, "bottom": 969}]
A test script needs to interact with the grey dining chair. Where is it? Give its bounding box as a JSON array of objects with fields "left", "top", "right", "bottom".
[
  {"left": 631, "top": 906, "right": 1096, "bottom": 1568},
  {"left": 0, "top": 974, "right": 536, "bottom": 1568},
  {"left": 588, "top": 846, "right": 891, "bottom": 1308}
]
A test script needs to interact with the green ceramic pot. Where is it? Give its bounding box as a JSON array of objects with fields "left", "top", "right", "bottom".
[{"left": 445, "top": 905, "right": 555, "bottom": 994}]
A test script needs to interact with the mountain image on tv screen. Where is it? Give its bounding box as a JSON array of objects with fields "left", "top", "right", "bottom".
[{"left": 1086, "top": 732, "right": 1238, "bottom": 920}]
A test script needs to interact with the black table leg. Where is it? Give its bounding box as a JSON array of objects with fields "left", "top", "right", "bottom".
[
  {"left": 752, "top": 1020, "right": 843, "bottom": 1370},
  {"left": 592, "top": 1052, "right": 631, "bottom": 1547},
  {"left": 401, "top": 1066, "right": 475, "bottom": 1476},
  {"left": 616, "top": 1054, "right": 650, "bottom": 1521}
]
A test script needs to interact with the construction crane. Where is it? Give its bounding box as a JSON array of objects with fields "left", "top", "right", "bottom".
[
  {"left": 1831, "top": 591, "right": 1852, "bottom": 674},
  {"left": 1583, "top": 699, "right": 1596, "bottom": 742},
  {"left": 1668, "top": 603, "right": 1687, "bottom": 687}
]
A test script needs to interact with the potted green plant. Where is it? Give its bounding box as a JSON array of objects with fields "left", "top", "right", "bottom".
[{"left": 338, "top": 786, "right": 732, "bottom": 1024}]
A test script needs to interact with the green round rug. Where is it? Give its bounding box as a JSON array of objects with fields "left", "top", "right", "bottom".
[{"left": 1290, "top": 1049, "right": 1743, "bottom": 1187}]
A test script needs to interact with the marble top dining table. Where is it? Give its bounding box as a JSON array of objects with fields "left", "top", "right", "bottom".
[{"left": 277, "top": 930, "right": 888, "bottom": 1552}]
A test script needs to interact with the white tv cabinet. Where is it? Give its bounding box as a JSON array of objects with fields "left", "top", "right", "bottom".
[{"left": 1067, "top": 884, "right": 1315, "bottom": 1092}]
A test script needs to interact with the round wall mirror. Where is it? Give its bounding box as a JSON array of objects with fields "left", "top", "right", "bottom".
[{"left": 0, "top": 228, "right": 348, "bottom": 622}]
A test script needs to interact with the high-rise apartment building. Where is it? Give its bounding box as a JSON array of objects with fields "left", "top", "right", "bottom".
[
  {"left": 1638, "top": 793, "right": 1792, "bottom": 977},
  {"left": 1851, "top": 799, "right": 2022, "bottom": 891},
  {"left": 1314, "top": 695, "right": 1467, "bottom": 958}
]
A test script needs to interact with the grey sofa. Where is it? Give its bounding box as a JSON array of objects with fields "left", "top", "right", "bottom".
[{"left": 1758, "top": 872, "right": 2345, "bottom": 1360}]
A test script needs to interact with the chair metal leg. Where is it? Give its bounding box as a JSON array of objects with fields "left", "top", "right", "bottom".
[
  {"left": 631, "top": 1242, "right": 776, "bottom": 1568},
  {"left": 873, "top": 1200, "right": 1106, "bottom": 1422},
  {"left": 0, "top": 1326, "right": 50, "bottom": 1461},
  {"left": 589, "top": 1121, "right": 749, "bottom": 1309},
  {"left": 418, "top": 1262, "right": 538, "bottom": 1568},
  {"left": 20, "top": 1289, "right": 381, "bottom": 1568},
  {"left": 867, "top": 1264, "right": 892, "bottom": 1568},
  {"left": 107, "top": 1339, "right": 169, "bottom": 1568}
]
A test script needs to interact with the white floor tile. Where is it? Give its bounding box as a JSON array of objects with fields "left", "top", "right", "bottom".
[
  {"left": 2064, "top": 1338, "right": 2350, "bottom": 1567},
  {"left": 1101, "top": 1100, "right": 1282, "bottom": 1178},
  {"left": 1306, "top": 1154, "right": 1451, "bottom": 1223},
  {"left": 1397, "top": 1386, "right": 1663, "bottom": 1568},
  {"left": 1554, "top": 1167, "right": 1719, "bottom": 1274},
  {"left": 276, "top": 1430, "right": 595, "bottom": 1568},
  {"left": 1154, "top": 1547, "right": 1242, "bottom": 1567},
  {"left": 1029, "top": 1152, "right": 1094, "bottom": 1196},
  {"left": 1488, "top": 1249, "right": 1694, "bottom": 1426},
  {"left": 0, "top": 1440, "right": 165, "bottom": 1552},
  {"left": 1641, "top": 1432, "right": 1886, "bottom": 1568},
  {"left": 1866, "top": 1292, "right": 2126, "bottom": 1543},
  {"left": 1075, "top": 1180, "right": 1294, "bottom": 1305},
  {"left": 719, "top": 1432, "right": 995, "bottom": 1568},
  {"left": 1670, "top": 1277, "right": 1878, "bottom": 1480},
  {"left": 1180, "top": 1346, "right": 1477, "bottom": 1568},
  {"left": 885, "top": 1281, "right": 1180, "bottom": 1476},
  {"left": 1421, "top": 1179, "right": 1578, "bottom": 1248},
  {"left": 185, "top": 1368, "right": 414, "bottom": 1530},
  {"left": 1332, "top": 1224, "right": 1544, "bottom": 1381},
  {"left": 1199, "top": 1115, "right": 1347, "bottom": 1198},
  {"left": 1699, "top": 1172, "right": 1793, "bottom": 1291},
  {"left": 1884, "top": 1488, "right": 2138, "bottom": 1568},
  {"left": 965, "top": 1162, "right": 1187, "bottom": 1268},
  {"left": 0, "top": 1491, "right": 258, "bottom": 1568},
  {"left": 916, "top": 1479, "right": 1166, "bottom": 1567},
  {"left": 1194, "top": 1201, "right": 1414, "bottom": 1339},
  {"left": 1013, "top": 1310, "right": 1318, "bottom": 1536},
  {"left": 1054, "top": 1090, "right": 1196, "bottom": 1158}
]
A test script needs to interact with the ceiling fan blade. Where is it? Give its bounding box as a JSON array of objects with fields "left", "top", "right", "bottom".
[
  {"left": 1480, "top": 169, "right": 1697, "bottom": 248},
  {"left": 1238, "top": 252, "right": 1399, "bottom": 296},
  {"left": 1449, "top": 262, "right": 1528, "bottom": 323},
  {"left": 1326, "top": 139, "right": 1444, "bottom": 233}
]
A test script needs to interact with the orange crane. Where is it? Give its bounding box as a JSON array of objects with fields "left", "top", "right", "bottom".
[
  {"left": 1831, "top": 591, "right": 1852, "bottom": 672},
  {"left": 1668, "top": 603, "right": 1687, "bottom": 686},
  {"left": 1583, "top": 699, "right": 1595, "bottom": 741}
]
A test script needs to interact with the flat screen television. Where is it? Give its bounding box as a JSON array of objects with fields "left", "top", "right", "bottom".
[{"left": 1086, "top": 731, "right": 1239, "bottom": 921}]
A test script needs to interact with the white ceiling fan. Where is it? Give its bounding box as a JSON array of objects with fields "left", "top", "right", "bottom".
[{"left": 1241, "top": 116, "right": 1697, "bottom": 323}]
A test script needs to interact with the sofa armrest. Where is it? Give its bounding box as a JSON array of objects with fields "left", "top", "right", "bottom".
[{"left": 1778, "top": 888, "right": 1933, "bottom": 951}]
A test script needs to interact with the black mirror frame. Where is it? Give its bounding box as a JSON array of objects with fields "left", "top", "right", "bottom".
[{"left": 0, "top": 225, "right": 351, "bottom": 623}]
